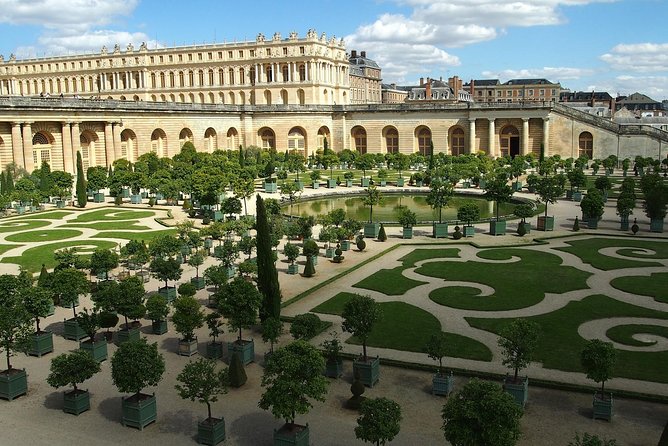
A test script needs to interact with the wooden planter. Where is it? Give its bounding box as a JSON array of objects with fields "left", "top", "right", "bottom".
[
  {"left": 191, "top": 276, "right": 206, "bottom": 290},
  {"left": 379, "top": 180, "right": 387, "bottom": 187},
  {"left": 227, "top": 339, "right": 254, "bottom": 365},
  {"left": 207, "top": 341, "right": 224, "bottom": 360},
  {"left": 311, "top": 181, "right": 319, "bottom": 189},
  {"left": 432, "top": 223, "right": 448, "bottom": 238},
  {"left": 396, "top": 177, "right": 405, "bottom": 187},
  {"left": 121, "top": 188, "right": 130, "bottom": 198},
  {"left": 432, "top": 372, "right": 454, "bottom": 396},
  {"left": 340, "top": 240, "right": 351, "bottom": 251},
  {"left": 592, "top": 392, "right": 613, "bottom": 421},
  {"left": 353, "top": 356, "right": 380, "bottom": 388},
  {"left": 63, "top": 318, "right": 87, "bottom": 341},
  {"left": 264, "top": 182, "right": 277, "bottom": 193},
  {"left": 80, "top": 338, "right": 108, "bottom": 363},
  {"left": 489, "top": 219, "right": 506, "bottom": 236},
  {"left": 573, "top": 191, "right": 583, "bottom": 202},
  {"left": 620, "top": 215, "right": 629, "bottom": 231},
  {"left": 287, "top": 264, "right": 299, "bottom": 275},
  {"left": 463, "top": 225, "right": 475, "bottom": 238},
  {"left": 360, "top": 178, "right": 370, "bottom": 187},
  {"left": 29, "top": 331, "right": 54, "bottom": 357},
  {"left": 151, "top": 320, "right": 168, "bottom": 335},
  {"left": 587, "top": 218, "right": 599, "bottom": 229},
  {"left": 345, "top": 179, "right": 353, "bottom": 187},
  {"left": 503, "top": 376, "right": 529, "bottom": 408},
  {"left": 512, "top": 181, "right": 523, "bottom": 191},
  {"left": 198, "top": 417, "right": 226, "bottom": 445},
  {"left": 117, "top": 327, "right": 141, "bottom": 345},
  {"left": 63, "top": 389, "right": 90, "bottom": 415},
  {"left": 294, "top": 181, "right": 304, "bottom": 191},
  {"left": 274, "top": 423, "right": 309, "bottom": 446},
  {"left": 324, "top": 359, "right": 343, "bottom": 378},
  {"left": 0, "top": 368, "right": 27, "bottom": 401},
  {"left": 650, "top": 218, "right": 664, "bottom": 233},
  {"left": 402, "top": 226, "right": 413, "bottom": 239},
  {"left": 130, "top": 194, "right": 142, "bottom": 204},
  {"left": 178, "top": 337, "right": 199, "bottom": 356},
  {"left": 93, "top": 193, "right": 105, "bottom": 203},
  {"left": 325, "top": 247, "right": 335, "bottom": 258},
  {"left": 158, "top": 286, "right": 177, "bottom": 303},
  {"left": 364, "top": 222, "right": 380, "bottom": 238},
  {"left": 537, "top": 216, "right": 555, "bottom": 231},
  {"left": 121, "top": 393, "right": 157, "bottom": 430}
]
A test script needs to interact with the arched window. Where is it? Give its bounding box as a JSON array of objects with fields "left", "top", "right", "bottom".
[
  {"left": 299, "top": 64, "right": 306, "bottom": 81},
  {"left": 159, "top": 73, "right": 165, "bottom": 88},
  {"left": 179, "top": 128, "right": 193, "bottom": 148},
  {"left": 317, "top": 127, "right": 330, "bottom": 152},
  {"left": 384, "top": 127, "right": 399, "bottom": 153},
  {"left": 579, "top": 132, "right": 593, "bottom": 159},
  {"left": 169, "top": 72, "right": 175, "bottom": 88},
  {"left": 228, "top": 68, "right": 235, "bottom": 85},
  {"left": 280, "top": 89, "right": 288, "bottom": 105},
  {"left": 120, "top": 129, "right": 137, "bottom": 161},
  {"left": 188, "top": 70, "right": 194, "bottom": 86},
  {"left": 500, "top": 126, "right": 520, "bottom": 157},
  {"left": 227, "top": 128, "right": 239, "bottom": 150},
  {"left": 151, "top": 129, "right": 167, "bottom": 158},
  {"left": 179, "top": 71, "right": 185, "bottom": 87},
  {"left": 288, "top": 127, "right": 306, "bottom": 153},
  {"left": 208, "top": 69, "right": 214, "bottom": 86},
  {"left": 417, "top": 127, "right": 431, "bottom": 155},
  {"left": 264, "top": 90, "right": 272, "bottom": 105},
  {"left": 32, "top": 132, "right": 52, "bottom": 168},
  {"left": 266, "top": 65, "right": 273, "bottom": 82},
  {"left": 451, "top": 128, "right": 465, "bottom": 156},
  {"left": 352, "top": 127, "right": 367, "bottom": 154},
  {"left": 204, "top": 128, "right": 217, "bottom": 152},
  {"left": 198, "top": 70, "right": 204, "bottom": 86},
  {"left": 260, "top": 128, "right": 275, "bottom": 150},
  {"left": 239, "top": 68, "right": 245, "bottom": 85},
  {"left": 282, "top": 65, "right": 289, "bottom": 82},
  {"left": 80, "top": 132, "right": 98, "bottom": 169},
  {"left": 297, "top": 89, "right": 305, "bottom": 105},
  {"left": 218, "top": 69, "right": 224, "bottom": 85}
]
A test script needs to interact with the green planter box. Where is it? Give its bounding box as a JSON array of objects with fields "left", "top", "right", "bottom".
[
  {"left": 274, "top": 423, "right": 309, "bottom": 446},
  {"left": 325, "top": 247, "right": 335, "bottom": 258},
  {"left": 64, "top": 318, "right": 86, "bottom": 341},
  {"left": 63, "top": 389, "right": 90, "bottom": 415},
  {"left": 122, "top": 393, "right": 157, "bottom": 430},
  {"left": 461, "top": 181, "right": 469, "bottom": 188},
  {"left": 227, "top": 339, "right": 254, "bottom": 365},
  {"left": 353, "top": 356, "right": 380, "bottom": 388},
  {"left": 402, "top": 226, "right": 413, "bottom": 239},
  {"left": 364, "top": 222, "right": 380, "bottom": 238},
  {"left": 225, "top": 266, "right": 236, "bottom": 278},
  {"left": 379, "top": 180, "right": 387, "bottom": 187},
  {"left": 587, "top": 218, "right": 599, "bottom": 229},
  {"left": 340, "top": 240, "right": 351, "bottom": 251},
  {"left": 416, "top": 180, "right": 424, "bottom": 187},
  {"left": 29, "top": 331, "right": 54, "bottom": 357},
  {"left": 264, "top": 182, "right": 277, "bottom": 193},
  {"left": 537, "top": 216, "right": 554, "bottom": 231},
  {"left": 158, "top": 286, "right": 177, "bottom": 303},
  {"left": 310, "top": 255, "right": 318, "bottom": 266},
  {"left": 179, "top": 338, "right": 199, "bottom": 356},
  {"left": 650, "top": 218, "right": 664, "bottom": 233},
  {"left": 324, "top": 359, "right": 343, "bottom": 378},
  {"left": 592, "top": 393, "right": 613, "bottom": 421},
  {"left": 80, "top": 338, "right": 108, "bottom": 363},
  {"left": 155, "top": 193, "right": 164, "bottom": 201},
  {"left": 130, "top": 194, "right": 142, "bottom": 204},
  {"left": 327, "top": 179, "right": 336, "bottom": 188},
  {"left": 213, "top": 211, "right": 224, "bottom": 222},
  {"left": 620, "top": 215, "right": 629, "bottom": 231},
  {"left": 56, "top": 201, "right": 66, "bottom": 209},
  {"left": 360, "top": 178, "right": 370, "bottom": 187},
  {"left": 117, "top": 327, "right": 141, "bottom": 345},
  {"left": 396, "top": 177, "right": 405, "bottom": 187},
  {"left": 345, "top": 179, "right": 353, "bottom": 187},
  {"left": 478, "top": 179, "right": 486, "bottom": 189},
  {"left": 512, "top": 181, "right": 523, "bottom": 191},
  {"left": 489, "top": 219, "right": 506, "bottom": 236},
  {"left": 198, "top": 417, "right": 226, "bottom": 445},
  {"left": 0, "top": 368, "right": 27, "bottom": 401},
  {"left": 311, "top": 181, "right": 320, "bottom": 189},
  {"left": 191, "top": 276, "right": 206, "bottom": 290},
  {"left": 518, "top": 222, "right": 531, "bottom": 234},
  {"left": 433, "top": 372, "right": 454, "bottom": 396},
  {"left": 287, "top": 264, "right": 299, "bottom": 275},
  {"left": 207, "top": 342, "right": 224, "bottom": 360},
  {"left": 94, "top": 192, "right": 105, "bottom": 203},
  {"left": 504, "top": 376, "right": 528, "bottom": 408},
  {"left": 432, "top": 223, "right": 448, "bottom": 238},
  {"left": 151, "top": 320, "right": 168, "bottom": 335},
  {"left": 573, "top": 191, "right": 582, "bottom": 202},
  {"left": 121, "top": 188, "right": 130, "bottom": 198},
  {"left": 463, "top": 225, "right": 475, "bottom": 237},
  {"left": 16, "top": 205, "right": 25, "bottom": 214},
  {"left": 204, "top": 238, "right": 213, "bottom": 249},
  {"left": 294, "top": 181, "right": 304, "bottom": 191}
]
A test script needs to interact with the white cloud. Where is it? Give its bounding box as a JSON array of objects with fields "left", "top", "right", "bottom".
[
  {"left": 482, "top": 67, "right": 595, "bottom": 81},
  {"left": 600, "top": 42, "right": 668, "bottom": 72}
]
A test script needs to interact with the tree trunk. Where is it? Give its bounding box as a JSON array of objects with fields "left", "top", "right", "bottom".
[
  {"left": 207, "top": 402, "right": 212, "bottom": 420},
  {"left": 362, "top": 342, "right": 367, "bottom": 362},
  {"left": 238, "top": 327, "right": 242, "bottom": 342}
]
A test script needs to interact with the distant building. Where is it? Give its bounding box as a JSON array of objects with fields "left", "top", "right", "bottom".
[
  {"left": 614, "top": 92, "right": 665, "bottom": 117},
  {"left": 559, "top": 91, "right": 615, "bottom": 117},
  {"left": 464, "top": 78, "right": 560, "bottom": 104},
  {"left": 404, "top": 76, "right": 472, "bottom": 103},
  {"left": 381, "top": 83, "right": 408, "bottom": 104},
  {"left": 348, "top": 50, "right": 382, "bottom": 104}
]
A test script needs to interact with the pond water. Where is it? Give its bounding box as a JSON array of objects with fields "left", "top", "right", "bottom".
[{"left": 283, "top": 194, "right": 519, "bottom": 222}]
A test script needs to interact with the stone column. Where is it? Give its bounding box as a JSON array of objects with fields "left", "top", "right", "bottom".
[
  {"left": 305, "top": 62, "right": 310, "bottom": 81},
  {"left": 468, "top": 119, "right": 476, "bottom": 154},
  {"left": 104, "top": 122, "right": 114, "bottom": 166},
  {"left": 113, "top": 122, "right": 122, "bottom": 160},
  {"left": 22, "top": 122, "right": 33, "bottom": 173},
  {"left": 62, "top": 122, "right": 74, "bottom": 173},
  {"left": 11, "top": 123, "right": 24, "bottom": 169},
  {"left": 488, "top": 118, "right": 495, "bottom": 157},
  {"left": 522, "top": 118, "right": 530, "bottom": 155},
  {"left": 542, "top": 117, "right": 550, "bottom": 157},
  {"left": 70, "top": 122, "right": 81, "bottom": 164}
]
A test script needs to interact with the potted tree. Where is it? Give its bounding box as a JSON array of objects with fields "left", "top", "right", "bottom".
[
  {"left": 111, "top": 339, "right": 165, "bottom": 430},
  {"left": 425, "top": 332, "right": 453, "bottom": 396},
  {"left": 259, "top": 340, "right": 329, "bottom": 446},
  {"left": 116, "top": 276, "right": 146, "bottom": 344},
  {"left": 284, "top": 242, "right": 300, "bottom": 275},
  {"left": 344, "top": 171, "right": 354, "bottom": 188},
  {"left": 513, "top": 203, "right": 534, "bottom": 235},
  {"left": 309, "top": 170, "right": 321, "bottom": 189},
  {"left": 442, "top": 379, "right": 522, "bottom": 446},
  {"left": 397, "top": 207, "right": 417, "bottom": 239},
  {"left": 377, "top": 168, "right": 388, "bottom": 187},
  {"left": 213, "top": 239, "right": 239, "bottom": 278},
  {"left": 175, "top": 358, "right": 229, "bottom": 445},
  {"left": 262, "top": 317, "right": 284, "bottom": 361},
  {"left": 622, "top": 158, "right": 631, "bottom": 177},
  {"left": 616, "top": 191, "right": 635, "bottom": 231},
  {"left": 594, "top": 175, "right": 613, "bottom": 202},
  {"left": 22, "top": 285, "right": 54, "bottom": 357},
  {"left": 498, "top": 319, "right": 540, "bottom": 407},
  {"left": 483, "top": 170, "right": 514, "bottom": 236},
  {"left": 150, "top": 257, "right": 182, "bottom": 302},
  {"left": 362, "top": 185, "right": 382, "bottom": 238},
  {"left": 302, "top": 239, "right": 320, "bottom": 268},
  {"left": 172, "top": 295, "right": 205, "bottom": 356},
  {"left": 216, "top": 277, "right": 262, "bottom": 365},
  {"left": 145, "top": 294, "right": 169, "bottom": 335},
  {"left": 52, "top": 267, "right": 89, "bottom": 341},
  {"left": 77, "top": 308, "right": 108, "bottom": 363},
  {"left": 535, "top": 174, "right": 566, "bottom": 231},
  {"left": 355, "top": 397, "right": 402, "bottom": 445},
  {"left": 457, "top": 201, "right": 480, "bottom": 238},
  {"left": 321, "top": 333, "right": 343, "bottom": 378},
  {"left": 47, "top": 349, "right": 101, "bottom": 415},
  {"left": 581, "top": 339, "right": 617, "bottom": 421},
  {"left": 641, "top": 174, "right": 667, "bottom": 232},
  {"left": 580, "top": 188, "right": 605, "bottom": 229},
  {"left": 426, "top": 178, "right": 454, "bottom": 238},
  {"left": 342, "top": 294, "right": 382, "bottom": 388},
  {"left": 188, "top": 251, "right": 206, "bottom": 290},
  {"left": 566, "top": 168, "right": 587, "bottom": 202},
  {"left": 0, "top": 275, "right": 32, "bottom": 401},
  {"left": 89, "top": 248, "right": 119, "bottom": 281},
  {"left": 205, "top": 312, "right": 224, "bottom": 360}
]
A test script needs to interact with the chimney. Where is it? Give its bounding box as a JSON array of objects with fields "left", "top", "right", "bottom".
[
  {"left": 425, "top": 78, "right": 432, "bottom": 100},
  {"left": 470, "top": 79, "right": 475, "bottom": 97},
  {"left": 360, "top": 51, "right": 366, "bottom": 58},
  {"left": 351, "top": 50, "right": 357, "bottom": 58},
  {"left": 419, "top": 77, "right": 424, "bottom": 86}
]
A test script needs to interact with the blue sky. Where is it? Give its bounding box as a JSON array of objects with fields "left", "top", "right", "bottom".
[{"left": 0, "top": 0, "right": 666, "bottom": 100}]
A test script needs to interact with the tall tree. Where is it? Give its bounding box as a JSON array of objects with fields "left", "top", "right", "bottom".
[
  {"left": 256, "top": 195, "right": 282, "bottom": 321},
  {"left": 75, "top": 151, "right": 87, "bottom": 207}
]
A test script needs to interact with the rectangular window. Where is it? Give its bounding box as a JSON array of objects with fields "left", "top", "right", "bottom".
[
  {"left": 168, "top": 55, "right": 173, "bottom": 62},
  {"left": 283, "top": 47, "right": 288, "bottom": 55},
  {"left": 238, "top": 50, "right": 243, "bottom": 57},
  {"left": 218, "top": 51, "right": 222, "bottom": 59},
  {"left": 539, "top": 89, "right": 545, "bottom": 96},
  {"left": 299, "top": 46, "right": 305, "bottom": 55},
  {"left": 150, "top": 56, "right": 154, "bottom": 63},
  {"left": 228, "top": 51, "right": 233, "bottom": 59},
  {"left": 198, "top": 53, "right": 202, "bottom": 60},
  {"left": 208, "top": 52, "right": 212, "bottom": 60},
  {"left": 250, "top": 50, "right": 255, "bottom": 57},
  {"left": 496, "top": 91, "right": 502, "bottom": 97},
  {"left": 188, "top": 54, "right": 193, "bottom": 61},
  {"left": 178, "top": 54, "right": 183, "bottom": 62},
  {"left": 159, "top": 56, "right": 163, "bottom": 63},
  {"left": 507, "top": 90, "right": 512, "bottom": 97}
]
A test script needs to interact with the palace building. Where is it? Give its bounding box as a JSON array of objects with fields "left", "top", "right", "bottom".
[{"left": 0, "top": 30, "right": 666, "bottom": 175}]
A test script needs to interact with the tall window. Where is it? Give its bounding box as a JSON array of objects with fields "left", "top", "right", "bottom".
[
  {"left": 260, "top": 129, "right": 275, "bottom": 150},
  {"left": 352, "top": 127, "right": 367, "bottom": 154},
  {"left": 417, "top": 127, "right": 431, "bottom": 155},
  {"left": 451, "top": 128, "right": 465, "bottom": 155},
  {"left": 226, "top": 128, "right": 239, "bottom": 149},
  {"left": 385, "top": 128, "right": 399, "bottom": 153},
  {"left": 32, "top": 132, "right": 51, "bottom": 168},
  {"left": 579, "top": 132, "right": 593, "bottom": 159},
  {"left": 204, "top": 128, "right": 217, "bottom": 152},
  {"left": 288, "top": 128, "right": 306, "bottom": 153}
]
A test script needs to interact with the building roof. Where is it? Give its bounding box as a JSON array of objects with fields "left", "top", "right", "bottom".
[
  {"left": 560, "top": 91, "right": 613, "bottom": 101},
  {"left": 617, "top": 92, "right": 660, "bottom": 105},
  {"left": 348, "top": 55, "right": 380, "bottom": 69},
  {"left": 504, "top": 78, "right": 556, "bottom": 86},
  {"left": 464, "top": 79, "right": 500, "bottom": 87}
]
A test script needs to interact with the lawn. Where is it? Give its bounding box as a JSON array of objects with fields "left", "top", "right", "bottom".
[
  {"left": 16, "top": 211, "right": 73, "bottom": 220},
  {"left": 0, "top": 244, "right": 20, "bottom": 255},
  {"left": 398, "top": 247, "right": 461, "bottom": 267},
  {"left": 611, "top": 273, "right": 668, "bottom": 304},
  {"left": 606, "top": 324, "right": 668, "bottom": 347},
  {"left": 353, "top": 266, "right": 427, "bottom": 295},
  {"left": 0, "top": 220, "right": 51, "bottom": 233},
  {"left": 93, "top": 229, "right": 176, "bottom": 242},
  {"left": 430, "top": 286, "right": 490, "bottom": 309},
  {"left": 312, "top": 293, "right": 492, "bottom": 362},
  {"left": 5, "top": 229, "right": 82, "bottom": 243},
  {"left": 70, "top": 208, "right": 156, "bottom": 222},
  {"left": 467, "top": 295, "right": 668, "bottom": 383},
  {"left": 64, "top": 221, "right": 151, "bottom": 231},
  {"left": 556, "top": 237, "right": 668, "bottom": 270},
  {"left": 2, "top": 239, "right": 117, "bottom": 272},
  {"left": 415, "top": 248, "right": 591, "bottom": 311}
]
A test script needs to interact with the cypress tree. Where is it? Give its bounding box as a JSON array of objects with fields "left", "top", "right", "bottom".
[
  {"left": 5, "top": 168, "right": 14, "bottom": 193},
  {"left": 228, "top": 351, "right": 247, "bottom": 387},
  {"left": 0, "top": 171, "right": 5, "bottom": 195},
  {"left": 238, "top": 145, "right": 245, "bottom": 167},
  {"left": 256, "top": 194, "right": 282, "bottom": 322},
  {"left": 76, "top": 151, "right": 87, "bottom": 207},
  {"left": 40, "top": 161, "right": 52, "bottom": 199}
]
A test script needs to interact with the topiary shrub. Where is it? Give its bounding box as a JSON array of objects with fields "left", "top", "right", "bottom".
[
  {"left": 148, "top": 197, "right": 155, "bottom": 207},
  {"left": 333, "top": 245, "right": 344, "bottom": 263},
  {"left": 303, "top": 255, "right": 316, "bottom": 277},
  {"left": 573, "top": 216, "right": 580, "bottom": 231},
  {"left": 202, "top": 215, "right": 210, "bottom": 225},
  {"left": 452, "top": 226, "right": 462, "bottom": 240},
  {"left": 347, "top": 368, "right": 366, "bottom": 410},
  {"left": 228, "top": 351, "right": 247, "bottom": 388},
  {"left": 357, "top": 238, "right": 366, "bottom": 251},
  {"left": 177, "top": 282, "right": 197, "bottom": 298},
  {"left": 517, "top": 223, "right": 527, "bottom": 236},
  {"left": 377, "top": 223, "right": 387, "bottom": 241},
  {"left": 290, "top": 313, "right": 322, "bottom": 340},
  {"left": 114, "top": 195, "right": 122, "bottom": 206}
]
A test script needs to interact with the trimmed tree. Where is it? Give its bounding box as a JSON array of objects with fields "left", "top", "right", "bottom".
[
  {"left": 76, "top": 151, "right": 87, "bottom": 208},
  {"left": 175, "top": 357, "right": 229, "bottom": 421},
  {"left": 47, "top": 349, "right": 100, "bottom": 394},
  {"left": 111, "top": 339, "right": 165, "bottom": 398},
  {"left": 172, "top": 296, "right": 205, "bottom": 342},
  {"left": 216, "top": 277, "right": 262, "bottom": 342},
  {"left": 581, "top": 339, "right": 617, "bottom": 394},
  {"left": 426, "top": 332, "right": 448, "bottom": 376},
  {"left": 498, "top": 319, "right": 541, "bottom": 382},
  {"left": 262, "top": 317, "right": 283, "bottom": 355},
  {"left": 0, "top": 275, "right": 33, "bottom": 370},
  {"left": 355, "top": 397, "right": 402, "bottom": 446},
  {"left": 256, "top": 195, "right": 282, "bottom": 322},
  {"left": 341, "top": 294, "right": 382, "bottom": 362}
]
